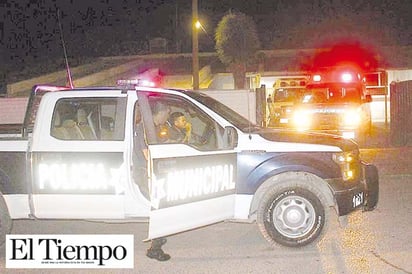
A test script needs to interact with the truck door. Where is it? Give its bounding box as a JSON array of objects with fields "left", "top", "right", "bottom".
[
  {"left": 138, "top": 92, "right": 238, "bottom": 239},
  {"left": 30, "top": 94, "right": 129, "bottom": 219}
]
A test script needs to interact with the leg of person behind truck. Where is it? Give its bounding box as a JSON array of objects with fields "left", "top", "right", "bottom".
[
  {"left": 146, "top": 237, "right": 170, "bottom": 261},
  {"left": 134, "top": 102, "right": 171, "bottom": 261}
]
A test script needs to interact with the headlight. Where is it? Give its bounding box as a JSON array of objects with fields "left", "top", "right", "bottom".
[
  {"left": 293, "top": 110, "right": 311, "bottom": 131},
  {"left": 333, "top": 151, "right": 359, "bottom": 181},
  {"left": 343, "top": 109, "right": 361, "bottom": 127},
  {"left": 284, "top": 106, "right": 293, "bottom": 114}
]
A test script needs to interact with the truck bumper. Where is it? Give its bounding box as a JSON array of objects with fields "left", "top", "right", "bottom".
[
  {"left": 333, "top": 162, "right": 379, "bottom": 216},
  {"left": 312, "top": 129, "right": 357, "bottom": 139}
]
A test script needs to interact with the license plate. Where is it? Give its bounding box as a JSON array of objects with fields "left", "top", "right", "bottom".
[{"left": 352, "top": 192, "right": 364, "bottom": 208}]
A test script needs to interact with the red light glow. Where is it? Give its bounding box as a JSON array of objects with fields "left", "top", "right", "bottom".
[
  {"left": 141, "top": 79, "right": 156, "bottom": 87},
  {"left": 298, "top": 42, "right": 385, "bottom": 73},
  {"left": 313, "top": 75, "right": 321, "bottom": 82},
  {"left": 341, "top": 73, "right": 353, "bottom": 83}
]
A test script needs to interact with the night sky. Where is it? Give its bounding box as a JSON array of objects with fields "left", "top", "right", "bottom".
[{"left": 1, "top": 0, "right": 411, "bottom": 73}]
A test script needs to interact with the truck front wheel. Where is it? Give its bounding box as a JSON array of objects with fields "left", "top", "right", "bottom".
[
  {"left": 0, "top": 195, "right": 12, "bottom": 246},
  {"left": 257, "top": 185, "right": 328, "bottom": 247}
]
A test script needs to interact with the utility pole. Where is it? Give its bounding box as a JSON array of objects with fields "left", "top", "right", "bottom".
[
  {"left": 192, "top": 0, "right": 199, "bottom": 90},
  {"left": 175, "top": 0, "right": 179, "bottom": 53}
]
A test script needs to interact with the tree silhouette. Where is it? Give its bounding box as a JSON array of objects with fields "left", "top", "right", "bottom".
[{"left": 215, "top": 11, "right": 260, "bottom": 88}]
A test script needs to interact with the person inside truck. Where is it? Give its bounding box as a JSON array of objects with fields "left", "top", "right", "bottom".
[
  {"left": 168, "top": 111, "right": 208, "bottom": 146},
  {"left": 151, "top": 101, "right": 171, "bottom": 142},
  {"left": 168, "top": 111, "right": 192, "bottom": 143}
]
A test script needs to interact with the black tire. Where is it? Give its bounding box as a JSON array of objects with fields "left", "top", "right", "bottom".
[
  {"left": 0, "top": 195, "right": 12, "bottom": 246},
  {"left": 257, "top": 179, "right": 328, "bottom": 248}
]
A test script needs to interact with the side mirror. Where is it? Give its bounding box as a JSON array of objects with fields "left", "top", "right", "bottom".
[
  {"left": 365, "top": 94, "right": 372, "bottom": 103},
  {"left": 223, "top": 126, "right": 238, "bottom": 149}
]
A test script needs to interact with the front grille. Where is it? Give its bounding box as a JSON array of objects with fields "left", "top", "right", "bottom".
[{"left": 311, "top": 113, "right": 340, "bottom": 130}]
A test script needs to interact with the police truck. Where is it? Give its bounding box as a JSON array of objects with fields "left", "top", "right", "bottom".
[{"left": 0, "top": 82, "right": 378, "bottom": 248}]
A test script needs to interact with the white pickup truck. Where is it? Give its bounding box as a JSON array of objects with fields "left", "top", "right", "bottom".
[{"left": 0, "top": 83, "right": 378, "bottom": 248}]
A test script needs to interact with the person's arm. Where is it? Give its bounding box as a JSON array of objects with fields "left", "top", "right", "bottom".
[{"left": 183, "top": 122, "right": 191, "bottom": 143}]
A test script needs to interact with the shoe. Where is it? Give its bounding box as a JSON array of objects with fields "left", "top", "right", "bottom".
[{"left": 146, "top": 248, "right": 171, "bottom": 261}]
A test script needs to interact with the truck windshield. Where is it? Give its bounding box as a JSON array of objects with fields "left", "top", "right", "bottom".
[
  {"left": 302, "top": 84, "right": 362, "bottom": 104},
  {"left": 185, "top": 91, "right": 255, "bottom": 130},
  {"left": 273, "top": 88, "right": 306, "bottom": 103}
]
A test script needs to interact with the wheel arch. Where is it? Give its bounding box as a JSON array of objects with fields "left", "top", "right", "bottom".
[
  {"left": 248, "top": 171, "right": 335, "bottom": 221},
  {"left": 240, "top": 152, "right": 341, "bottom": 195}
]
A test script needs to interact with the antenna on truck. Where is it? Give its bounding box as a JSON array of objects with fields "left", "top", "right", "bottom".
[{"left": 57, "top": 9, "right": 74, "bottom": 89}]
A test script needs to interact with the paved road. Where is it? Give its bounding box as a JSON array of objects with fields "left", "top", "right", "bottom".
[{"left": 1, "top": 146, "right": 411, "bottom": 274}]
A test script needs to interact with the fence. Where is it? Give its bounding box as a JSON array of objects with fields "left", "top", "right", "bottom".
[
  {"left": 255, "top": 85, "right": 267, "bottom": 127},
  {"left": 0, "top": 71, "right": 5, "bottom": 96},
  {"left": 390, "top": 80, "right": 412, "bottom": 146}
]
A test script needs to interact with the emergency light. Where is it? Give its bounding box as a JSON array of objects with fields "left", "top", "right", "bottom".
[
  {"left": 341, "top": 73, "right": 353, "bottom": 83},
  {"left": 312, "top": 75, "right": 321, "bottom": 82},
  {"left": 116, "top": 79, "right": 156, "bottom": 87},
  {"left": 309, "top": 66, "right": 364, "bottom": 85},
  {"left": 140, "top": 79, "right": 156, "bottom": 87},
  {"left": 34, "top": 85, "right": 69, "bottom": 92}
]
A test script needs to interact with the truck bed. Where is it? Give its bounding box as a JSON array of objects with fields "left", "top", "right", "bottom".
[
  {"left": 0, "top": 97, "right": 28, "bottom": 137},
  {"left": 0, "top": 124, "right": 23, "bottom": 138}
]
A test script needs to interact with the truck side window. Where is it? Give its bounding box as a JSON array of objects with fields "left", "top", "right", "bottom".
[
  {"left": 144, "top": 94, "right": 223, "bottom": 151},
  {"left": 50, "top": 97, "right": 126, "bottom": 141}
]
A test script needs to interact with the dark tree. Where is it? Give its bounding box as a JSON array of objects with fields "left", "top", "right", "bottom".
[{"left": 215, "top": 12, "right": 260, "bottom": 89}]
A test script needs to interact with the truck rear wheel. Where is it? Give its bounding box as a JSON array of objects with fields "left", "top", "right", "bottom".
[
  {"left": 257, "top": 179, "right": 329, "bottom": 247},
  {"left": 0, "top": 195, "right": 12, "bottom": 246}
]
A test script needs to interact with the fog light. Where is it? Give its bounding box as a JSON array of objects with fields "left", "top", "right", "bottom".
[
  {"left": 333, "top": 151, "right": 359, "bottom": 182},
  {"left": 344, "top": 170, "right": 354, "bottom": 180}
]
